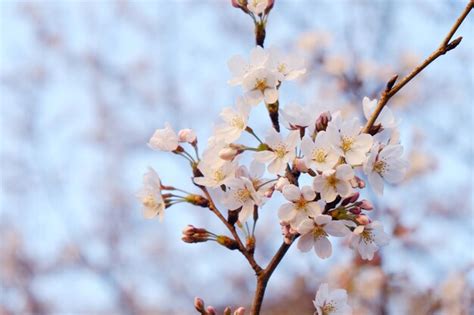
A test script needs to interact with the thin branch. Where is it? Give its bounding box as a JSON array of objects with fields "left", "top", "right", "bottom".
[
  {"left": 197, "top": 185, "right": 263, "bottom": 274},
  {"left": 363, "top": 1, "right": 473, "bottom": 133}
]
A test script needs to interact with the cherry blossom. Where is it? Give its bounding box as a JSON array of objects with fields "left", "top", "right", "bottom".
[
  {"left": 254, "top": 129, "right": 299, "bottom": 175},
  {"left": 296, "top": 215, "right": 351, "bottom": 259},
  {"left": 194, "top": 159, "right": 237, "bottom": 188},
  {"left": 278, "top": 185, "right": 322, "bottom": 228},
  {"left": 280, "top": 102, "right": 318, "bottom": 129},
  {"left": 326, "top": 115, "right": 373, "bottom": 165},
  {"left": 136, "top": 167, "right": 165, "bottom": 221},
  {"left": 301, "top": 133, "right": 339, "bottom": 172},
  {"left": 313, "top": 164, "right": 354, "bottom": 202},
  {"left": 227, "top": 46, "right": 269, "bottom": 86},
  {"left": 268, "top": 48, "right": 306, "bottom": 81},
  {"left": 350, "top": 221, "right": 390, "bottom": 260},
  {"left": 222, "top": 178, "right": 262, "bottom": 223},
  {"left": 148, "top": 122, "right": 179, "bottom": 152},
  {"left": 363, "top": 144, "right": 407, "bottom": 195},
  {"left": 242, "top": 68, "right": 279, "bottom": 105},
  {"left": 215, "top": 97, "right": 251, "bottom": 143},
  {"left": 313, "top": 283, "right": 352, "bottom": 315}
]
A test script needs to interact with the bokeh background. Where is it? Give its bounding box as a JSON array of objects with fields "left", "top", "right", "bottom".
[{"left": 1, "top": 0, "right": 473, "bottom": 314}]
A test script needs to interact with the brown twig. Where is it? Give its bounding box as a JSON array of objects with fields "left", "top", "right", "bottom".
[
  {"left": 363, "top": 1, "right": 473, "bottom": 133},
  {"left": 250, "top": 237, "right": 296, "bottom": 315},
  {"left": 197, "top": 184, "right": 263, "bottom": 274}
]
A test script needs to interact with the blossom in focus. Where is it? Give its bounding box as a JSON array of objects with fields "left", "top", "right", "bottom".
[
  {"left": 136, "top": 167, "right": 165, "bottom": 220},
  {"left": 222, "top": 178, "right": 262, "bottom": 223},
  {"left": 296, "top": 215, "right": 351, "bottom": 259},
  {"left": 242, "top": 68, "right": 279, "bottom": 105},
  {"left": 350, "top": 221, "right": 390, "bottom": 260},
  {"left": 313, "top": 164, "right": 354, "bottom": 202},
  {"left": 215, "top": 97, "right": 251, "bottom": 143},
  {"left": 301, "top": 133, "right": 339, "bottom": 172},
  {"left": 326, "top": 116, "right": 373, "bottom": 165},
  {"left": 363, "top": 144, "right": 407, "bottom": 195},
  {"left": 254, "top": 129, "right": 299, "bottom": 175},
  {"left": 313, "top": 283, "right": 352, "bottom": 315},
  {"left": 194, "top": 160, "right": 237, "bottom": 188},
  {"left": 148, "top": 122, "right": 179, "bottom": 151},
  {"left": 278, "top": 184, "right": 322, "bottom": 228}
]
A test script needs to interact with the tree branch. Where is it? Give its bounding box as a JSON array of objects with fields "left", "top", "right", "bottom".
[{"left": 363, "top": 1, "right": 472, "bottom": 133}]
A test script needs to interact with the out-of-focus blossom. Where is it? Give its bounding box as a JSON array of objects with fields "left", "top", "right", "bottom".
[
  {"left": 136, "top": 167, "right": 165, "bottom": 220},
  {"left": 148, "top": 123, "right": 179, "bottom": 151}
]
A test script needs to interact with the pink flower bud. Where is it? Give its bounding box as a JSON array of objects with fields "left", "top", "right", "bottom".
[
  {"left": 263, "top": 187, "right": 274, "bottom": 198},
  {"left": 219, "top": 147, "right": 239, "bottom": 161},
  {"left": 294, "top": 158, "right": 308, "bottom": 172},
  {"left": 224, "top": 307, "right": 232, "bottom": 315},
  {"left": 349, "top": 206, "right": 361, "bottom": 215},
  {"left": 194, "top": 297, "right": 205, "bottom": 312},
  {"left": 231, "top": 0, "right": 247, "bottom": 8},
  {"left": 341, "top": 192, "right": 360, "bottom": 206},
  {"left": 206, "top": 306, "right": 216, "bottom": 315},
  {"left": 182, "top": 225, "right": 196, "bottom": 236},
  {"left": 315, "top": 111, "right": 332, "bottom": 132},
  {"left": 355, "top": 215, "right": 370, "bottom": 225},
  {"left": 275, "top": 177, "right": 290, "bottom": 192},
  {"left": 234, "top": 307, "right": 246, "bottom": 315},
  {"left": 178, "top": 129, "right": 197, "bottom": 144},
  {"left": 359, "top": 199, "right": 373, "bottom": 210}
]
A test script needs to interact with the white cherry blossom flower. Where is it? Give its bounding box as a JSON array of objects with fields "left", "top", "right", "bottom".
[
  {"left": 350, "top": 221, "right": 390, "bottom": 260},
  {"left": 278, "top": 185, "right": 322, "bottom": 228},
  {"left": 236, "top": 160, "right": 271, "bottom": 195},
  {"left": 194, "top": 159, "right": 237, "bottom": 188},
  {"left": 136, "top": 167, "right": 165, "bottom": 220},
  {"left": 326, "top": 116, "right": 373, "bottom": 165},
  {"left": 222, "top": 178, "right": 262, "bottom": 223},
  {"left": 280, "top": 102, "right": 318, "bottom": 129},
  {"left": 268, "top": 48, "right": 306, "bottom": 81},
  {"left": 227, "top": 46, "right": 269, "bottom": 86},
  {"left": 296, "top": 215, "right": 351, "bottom": 259},
  {"left": 313, "top": 164, "right": 354, "bottom": 202},
  {"left": 215, "top": 97, "right": 251, "bottom": 143},
  {"left": 363, "top": 144, "right": 407, "bottom": 195},
  {"left": 242, "top": 68, "right": 279, "bottom": 105},
  {"left": 301, "top": 133, "right": 339, "bottom": 172},
  {"left": 148, "top": 123, "right": 179, "bottom": 152},
  {"left": 254, "top": 129, "right": 299, "bottom": 175},
  {"left": 247, "top": 0, "right": 268, "bottom": 15},
  {"left": 314, "top": 283, "right": 352, "bottom": 315}
]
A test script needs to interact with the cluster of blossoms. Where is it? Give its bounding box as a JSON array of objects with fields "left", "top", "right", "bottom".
[{"left": 137, "top": 5, "right": 407, "bottom": 313}]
